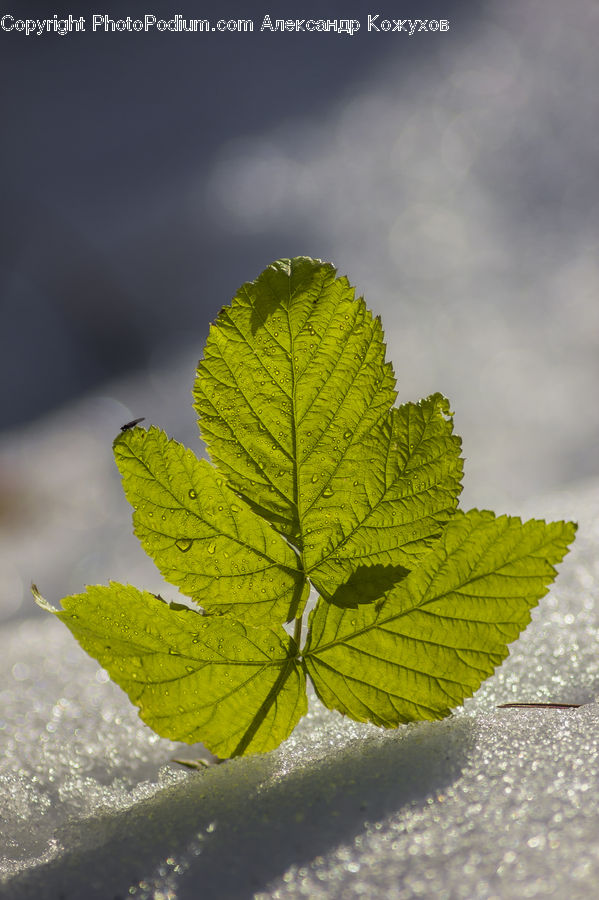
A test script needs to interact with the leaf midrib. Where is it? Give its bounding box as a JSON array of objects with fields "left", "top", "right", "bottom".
[
  {"left": 122, "top": 439, "right": 301, "bottom": 576},
  {"left": 303, "top": 521, "right": 560, "bottom": 657},
  {"left": 308, "top": 400, "right": 446, "bottom": 572},
  {"left": 62, "top": 616, "right": 294, "bottom": 667}
]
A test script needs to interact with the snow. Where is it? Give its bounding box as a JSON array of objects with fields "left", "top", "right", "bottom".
[{"left": 2, "top": 410, "right": 598, "bottom": 900}]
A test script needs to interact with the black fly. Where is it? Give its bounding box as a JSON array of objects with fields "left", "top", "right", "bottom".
[{"left": 120, "top": 417, "right": 145, "bottom": 431}]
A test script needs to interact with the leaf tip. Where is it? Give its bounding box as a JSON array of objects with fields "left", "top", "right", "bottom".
[
  {"left": 31, "top": 583, "right": 58, "bottom": 614},
  {"left": 563, "top": 518, "right": 578, "bottom": 546}
]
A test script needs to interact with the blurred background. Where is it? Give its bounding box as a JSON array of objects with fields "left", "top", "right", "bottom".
[{"left": 1, "top": 0, "right": 597, "bottom": 623}]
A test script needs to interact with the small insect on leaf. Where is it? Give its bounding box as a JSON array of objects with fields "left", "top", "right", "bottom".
[{"left": 120, "top": 417, "right": 145, "bottom": 432}]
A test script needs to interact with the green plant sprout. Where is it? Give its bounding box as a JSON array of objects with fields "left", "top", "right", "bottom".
[{"left": 34, "top": 257, "right": 576, "bottom": 758}]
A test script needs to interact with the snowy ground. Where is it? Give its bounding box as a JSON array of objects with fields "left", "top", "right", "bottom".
[{"left": 1, "top": 368, "right": 598, "bottom": 899}]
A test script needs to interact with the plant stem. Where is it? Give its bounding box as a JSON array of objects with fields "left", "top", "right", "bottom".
[
  {"left": 497, "top": 702, "right": 581, "bottom": 709},
  {"left": 293, "top": 613, "right": 303, "bottom": 650}
]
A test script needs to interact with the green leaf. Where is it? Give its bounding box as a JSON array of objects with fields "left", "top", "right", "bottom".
[
  {"left": 193, "top": 257, "right": 397, "bottom": 547},
  {"left": 52, "top": 583, "right": 307, "bottom": 758},
  {"left": 304, "top": 510, "right": 577, "bottom": 726},
  {"left": 113, "top": 426, "right": 308, "bottom": 623},
  {"left": 194, "top": 259, "right": 462, "bottom": 606},
  {"left": 38, "top": 256, "right": 578, "bottom": 758},
  {"left": 304, "top": 393, "right": 463, "bottom": 603}
]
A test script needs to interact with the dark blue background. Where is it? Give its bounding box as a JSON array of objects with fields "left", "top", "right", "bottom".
[{"left": 0, "top": 2, "right": 466, "bottom": 428}]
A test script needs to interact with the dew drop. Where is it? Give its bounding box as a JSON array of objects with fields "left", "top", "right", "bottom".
[
  {"left": 343, "top": 429, "right": 352, "bottom": 440},
  {"left": 230, "top": 504, "right": 240, "bottom": 513},
  {"left": 207, "top": 543, "right": 216, "bottom": 554},
  {"left": 322, "top": 487, "right": 333, "bottom": 498},
  {"left": 185, "top": 666, "right": 194, "bottom": 674},
  {"left": 188, "top": 489, "right": 197, "bottom": 500},
  {"left": 311, "top": 474, "right": 319, "bottom": 483},
  {"left": 175, "top": 538, "right": 193, "bottom": 552},
  {"left": 168, "top": 648, "right": 181, "bottom": 656}
]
